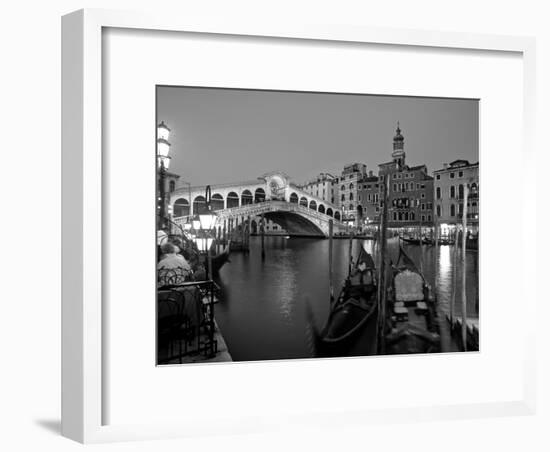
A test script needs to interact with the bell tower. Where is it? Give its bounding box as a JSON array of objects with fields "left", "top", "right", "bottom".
[{"left": 392, "top": 122, "right": 405, "bottom": 170}]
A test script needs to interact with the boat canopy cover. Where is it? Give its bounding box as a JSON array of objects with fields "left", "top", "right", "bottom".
[{"left": 394, "top": 270, "right": 424, "bottom": 302}]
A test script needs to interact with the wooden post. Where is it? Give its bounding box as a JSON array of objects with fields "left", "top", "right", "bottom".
[
  {"left": 347, "top": 231, "right": 354, "bottom": 277},
  {"left": 434, "top": 216, "right": 439, "bottom": 290},
  {"left": 328, "top": 219, "right": 334, "bottom": 303},
  {"left": 461, "top": 184, "right": 469, "bottom": 351},
  {"left": 222, "top": 219, "right": 226, "bottom": 246},
  {"left": 419, "top": 219, "right": 424, "bottom": 274},
  {"left": 261, "top": 213, "right": 265, "bottom": 260},
  {"left": 377, "top": 175, "right": 390, "bottom": 354},
  {"left": 451, "top": 224, "right": 459, "bottom": 326},
  {"left": 247, "top": 216, "right": 251, "bottom": 253}
]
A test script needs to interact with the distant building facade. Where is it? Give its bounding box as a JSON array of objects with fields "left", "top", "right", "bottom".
[
  {"left": 433, "top": 159, "right": 479, "bottom": 232},
  {"left": 299, "top": 172, "right": 339, "bottom": 205},
  {"left": 357, "top": 172, "right": 380, "bottom": 225},
  {"left": 339, "top": 163, "right": 368, "bottom": 224},
  {"left": 370, "top": 124, "right": 435, "bottom": 229}
]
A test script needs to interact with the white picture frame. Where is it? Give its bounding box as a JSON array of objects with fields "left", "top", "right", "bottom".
[{"left": 62, "top": 8, "right": 537, "bottom": 443}]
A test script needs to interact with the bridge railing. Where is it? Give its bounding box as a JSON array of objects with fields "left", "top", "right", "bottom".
[{"left": 172, "top": 200, "right": 345, "bottom": 230}]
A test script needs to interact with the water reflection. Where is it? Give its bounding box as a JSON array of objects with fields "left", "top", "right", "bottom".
[{"left": 215, "top": 236, "right": 478, "bottom": 362}]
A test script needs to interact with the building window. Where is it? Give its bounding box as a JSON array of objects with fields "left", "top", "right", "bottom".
[
  {"left": 349, "top": 183, "right": 354, "bottom": 190},
  {"left": 450, "top": 204, "right": 456, "bottom": 216},
  {"left": 421, "top": 203, "right": 425, "bottom": 211},
  {"left": 397, "top": 174, "right": 402, "bottom": 179},
  {"left": 459, "top": 204, "right": 464, "bottom": 215},
  {"left": 341, "top": 185, "right": 345, "bottom": 191},
  {"left": 421, "top": 215, "right": 426, "bottom": 222},
  {"left": 421, "top": 193, "right": 425, "bottom": 199},
  {"left": 416, "top": 183, "right": 420, "bottom": 189},
  {"left": 436, "top": 187, "right": 441, "bottom": 199},
  {"left": 341, "top": 194, "right": 345, "bottom": 201},
  {"left": 458, "top": 171, "right": 463, "bottom": 177},
  {"left": 169, "top": 180, "right": 176, "bottom": 192},
  {"left": 350, "top": 193, "right": 354, "bottom": 201},
  {"left": 436, "top": 174, "right": 441, "bottom": 180},
  {"left": 450, "top": 172, "right": 455, "bottom": 179},
  {"left": 410, "top": 213, "right": 415, "bottom": 221},
  {"left": 393, "top": 212, "right": 397, "bottom": 221},
  {"left": 436, "top": 205, "right": 441, "bottom": 217},
  {"left": 428, "top": 215, "right": 432, "bottom": 222},
  {"left": 393, "top": 183, "right": 397, "bottom": 192},
  {"left": 427, "top": 202, "right": 433, "bottom": 210},
  {"left": 349, "top": 203, "right": 354, "bottom": 210},
  {"left": 450, "top": 186, "right": 456, "bottom": 198},
  {"left": 459, "top": 184, "right": 464, "bottom": 199}
]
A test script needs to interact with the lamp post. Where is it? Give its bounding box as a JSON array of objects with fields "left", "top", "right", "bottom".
[
  {"left": 157, "top": 121, "right": 171, "bottom": 231},
  {"left": 192, "top": 185, "right": 218, "bottom": 280}
]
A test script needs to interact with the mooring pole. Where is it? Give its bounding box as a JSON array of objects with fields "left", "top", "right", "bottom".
[
  {"left": 329, "top": 219, "right": 334, "bottom": 303},
  {"left": 461, "top": 184, "right": 469, "bottom": 351},
  {"left": 261, "top": 212, "right": 265, "bottom": 260}
]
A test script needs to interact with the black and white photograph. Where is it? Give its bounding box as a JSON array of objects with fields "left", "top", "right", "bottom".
[{"left": 156, "top": 86, "right": 479, "bottom": 365}]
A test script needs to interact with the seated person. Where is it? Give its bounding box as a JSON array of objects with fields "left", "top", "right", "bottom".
[{"left": 157, "top": 243, "right": 192, "bottom": 285}]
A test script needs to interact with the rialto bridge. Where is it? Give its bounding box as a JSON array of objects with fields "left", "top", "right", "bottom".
[{"left": 169, "top": 172, "right": 345, "bottom": 237}]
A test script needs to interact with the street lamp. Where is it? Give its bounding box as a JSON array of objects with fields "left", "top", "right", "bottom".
[
  {"left": 157, "top": 121, "right": 171, "bottom": 231},
  {"left": 192, "top": 185, "right": 218, "bottom": 279}
]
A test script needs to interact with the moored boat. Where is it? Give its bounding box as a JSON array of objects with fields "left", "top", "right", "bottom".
[
  {"left": 307, "top": 246, "right": 379, "bottom": 358},
  {"left": 383, "top": 246, "right": 442, "bottom": 354}
]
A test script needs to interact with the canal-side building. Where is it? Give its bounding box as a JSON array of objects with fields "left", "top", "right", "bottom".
[
  {"left": 433, "top": 159, "right": 479, "bottom": 234},
  {"left": 357, "top": 172, "right": 380, "bottom": 227},
  {"left": 377, "top": 124, "right": 434, "bottom": 229},
  {"left": 339, "top": 162, "right": 368, "bottom": 225},
  {"left": 298, "top": 172, "right": 339, "bottom": 205}
]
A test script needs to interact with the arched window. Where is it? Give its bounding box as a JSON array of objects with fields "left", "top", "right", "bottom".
[
  {"left": 349, "top": 193, "right": 354, "bottom": 201},
  {"left": 458, "top": 184, "right": 464, "bottom": 200},
  {"left": 341, "top": 185, "right": 345, "bottom": 191},
  {"left": 404, "top": 212, "right": 409, "bottom": 221},
  {"left": 169, "top": 180, "right": 176, "bottom": 193},
  {"left": 341, "top": 194, "right": 345, "bottom": 201},
  {"left": 211, "top": 193, "right": 224, "bottom": 211},
  {"left": 241, "top": 190, "right": 253, "bottom": 205},
  {"left": 254, "top": 188, "right": 266, "bottom": 203},
  {"left": 349, "top": 203, "right": 354, "bottom": 210},
  {"left": 193, "top": 195, "right": 207, "bottom": 214},
  {"left": 334, "top": 211, "right": 341, "bottom": 221},
  {"left": 309, "top": 200, "right": 317, "bottom": 210},
  {"left": 227, "top": 191, "right": 239, "bottom": 208},
  {"left": 450, "top": 186, "right": 456, "bottom": 199},
  {"left": 436, "top": 205, "right": 441, "bottom": 217},
  {"left": 289, "top": 192, "right": 299, "bottom": 203},
  {"left": 173, "top": 198, "right": 189, "bottom": 217},
  {"left": 318, "top": 204, "right": 325, "bottom": 214},
  {"left": 349, "top": 183, "right": 354, "bottom": 190},
  {"left": 299, "top": 197, "right": 308, "bottom": 207},
  {"left": 450, "top": 204, "right": 456, "bottom": 217},
  {"left": 436, "top": 187, "right": 441, "bottom": 199},
  {"left": 410, "top": 212, "right": 415, "bottom": 221},
  {"left": 326, "top": 208, "right": 333, "bottom": 217}
]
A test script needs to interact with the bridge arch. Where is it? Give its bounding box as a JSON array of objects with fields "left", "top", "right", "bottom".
[
  {"left": 299, "top": 196, "right": 308, "bottom": 207},
  {"left": 254, "top": 188, "right": 266, "bottom": 203},
  {"left": 241, "top": 190, "right": 253, "bottom": 205},
  {"left": 309, "top": 200, "right": 317, "bottom": 211},
  {"left": 211, "top": 193, "right": 224, "bottom": 211},
  {"left": 289, "top": 192, "right": 298, "bottom": 204},
  {"left": 193, "top": 195, "right": 207, "bottom": 214},
  {"left": 227, "top": 191, "right": 239, "bottom": 208},
  {"left": 173, "top": 198, "right": 189, "bottom": 217},
  {"left": 318, "top": 204, "right": 325, "bottom": 214},
  {"left": 326, "top": 207, "right": 333, "bottom": 217}
]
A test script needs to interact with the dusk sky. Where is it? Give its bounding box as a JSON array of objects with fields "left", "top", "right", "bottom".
[{"left": 157, "top": 86, "right": 478, "bottom": 187}]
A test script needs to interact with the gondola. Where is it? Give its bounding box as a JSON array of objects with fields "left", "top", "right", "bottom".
[
  {"left": 211, "top": 242, "right": 231, "bottom": 275},
  {"left": 401, "top": 236, "right": 433, "bottom": 246},
  {"left": 384, "top": 246, "right": 441, "bottom": 354},
  {"left": 307, "top": 247, "right": 378, "bottom": 358}
]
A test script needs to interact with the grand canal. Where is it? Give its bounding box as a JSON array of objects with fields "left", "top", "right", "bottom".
[{"left": 214, "top": 236, "right": 479, "bottom": 362}]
